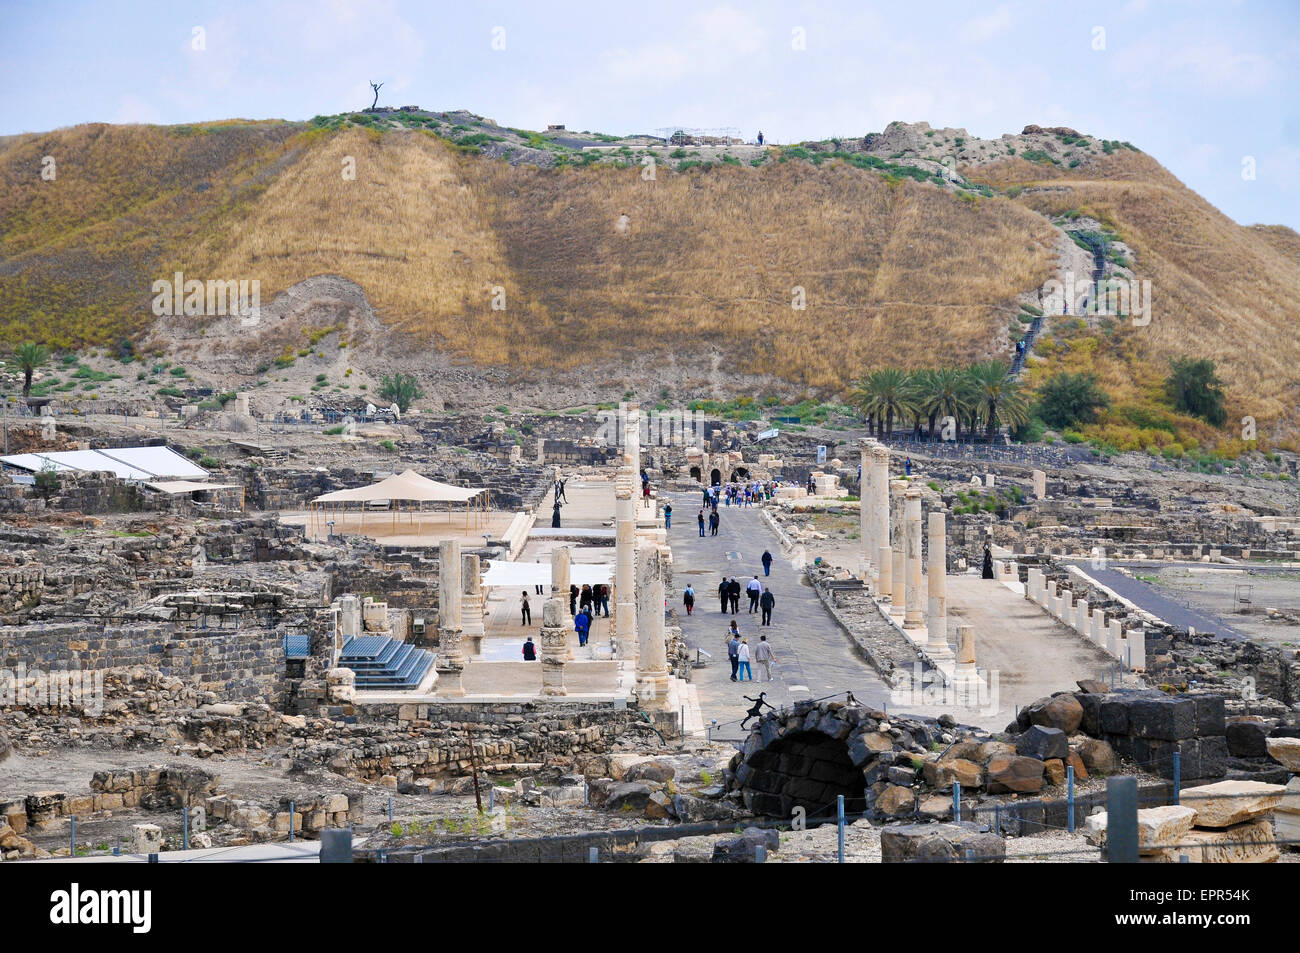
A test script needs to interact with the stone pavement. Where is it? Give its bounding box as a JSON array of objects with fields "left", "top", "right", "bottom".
[{"left": 663, "top": 492, "right": 889, "bottom": 739}]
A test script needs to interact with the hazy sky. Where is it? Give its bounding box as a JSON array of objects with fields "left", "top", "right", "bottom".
[{"left": 3, "top": 0, "right": 1297, "bottom": 228}]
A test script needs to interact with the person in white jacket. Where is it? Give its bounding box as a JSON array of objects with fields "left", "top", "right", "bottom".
[{"left": 736, "top": 637, "right": 752, "bottom": 681}]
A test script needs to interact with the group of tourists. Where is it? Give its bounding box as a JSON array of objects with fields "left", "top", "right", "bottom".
[
  {"left": 520, "top": 578, "right": 612, "bottom": 658},
  {"left": 724, "top": 623, "right": 776, "bottom": 682}
]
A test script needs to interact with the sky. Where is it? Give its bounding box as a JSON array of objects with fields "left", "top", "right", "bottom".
[{"left": 2, "top": 0, "right": 1297, "bottom": 228}]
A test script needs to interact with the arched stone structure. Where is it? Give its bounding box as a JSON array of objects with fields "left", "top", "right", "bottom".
[
  {"left": 730, "top": 467, "right": 751, "bottom": 482},
  {"left": 689, "top": 465, "right": 702, "bottom": 483},
  {"left": 727, "top": 699, "right": 949, "bottom": 822},
  {"left": 710, "top": 468, "right": 722, "bottom": 486}
]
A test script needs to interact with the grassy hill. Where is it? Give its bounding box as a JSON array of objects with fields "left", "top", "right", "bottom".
[{"left": 2, "top": 114, "right": 1297, "bottom": 445}]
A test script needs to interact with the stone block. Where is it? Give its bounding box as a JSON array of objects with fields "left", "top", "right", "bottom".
[
  {"left": 131, "top": 824, "right": 163, "bottom": 854},
  {"left": 1025, "top": 694, "right": 1083, "bottom": 733},
  {"left": 1171, "top": 818, "right": 1279, "bottom": 863},
  {"left": 880, "top": 822, "right": 1004, "bottom": 863},
  {"left": 922, "top": 758, "right": 982, "bottom": 790},
  {"left": 1182, "top": 779, "right": 1285, "bottom": 828},
  {"left": 1225, "top": 719, "right": 1269, "bottom": 758},
  {"left": 1015, "top": 725, "right": 1069, "bottom": 761},
  {"left": 1266, "top": 737, "right": 1300, "bottom": 772},
  {"left": 1128, "top": 696, "right": 1196, "bottom": 741},
  {"left": 985, "top": 755, "right": 1045, "bottom": 794}
]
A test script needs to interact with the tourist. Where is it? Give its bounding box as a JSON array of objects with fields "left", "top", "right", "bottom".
[
  {"left": 905, "top": 457, "right": 912, "bottom": 476},
  {"left": 726, "top": 625, "right": 741, "bottom": 681},
  {"left": 683, "top": 583, "right": 695, "bottom": 615},
  {"left": 522, "top": 636, "right": 537, "bottom": 661},
  {"left": 663, "top": 501, "right": 672, "bottom": 528},
  {"left": 521, "top": 590, "right": 531, "bottom": 626},
  {"left": 719, "top": 577, "right": 730, "bottom": 613},
  {"left": 746, "top": 576, "right": 762, "bottom": 613},
  {"left": 698, "top": 509, "right": 706, "bottom": 537},
  {"left": 574, "top": 607, "right": 591, "bottom": 647},
  {"left": 737, "top": 637, "right": 752, "bottom": 681},
  {"left": 982, "top": 541, "right": 995, "bottom": 579},
  {"left": 760, "top": 587, "right": 775, "bottom": 626},
  {"left": 761, "top": 549, "right": 773, "bottom": 576},
  {"left": 534, "top": 559, "right": 544, "bottom": 594},
  {"left": 579, "top": 583, "right": 593, "bottom": 615},
  {"left": 754, "top": 634, "right": 775, "bottom": 681},
  {"left": 757, "top": 130, "right": 764, "bottom": 146},
  {"left": 569, "top": 583, "right": 579, "bottom": 616},
  {"left": 709, "top": 510, "right": 720, "bottom": 536},
  {"left": 597, "top": 583, "right": 610, "bottom": 617},
  {"left": 727, "top": 577, "right": 742, "bottom": 613}
]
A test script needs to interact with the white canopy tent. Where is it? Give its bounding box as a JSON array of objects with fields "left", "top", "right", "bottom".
[
  {"left": 308, "top": 469, "right": 490, "bottom": 535},
  {"left": 481, "top": 559, "right": 613, "bottom": 588}
]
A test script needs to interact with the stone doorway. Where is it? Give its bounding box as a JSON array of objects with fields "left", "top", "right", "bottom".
[{"left": 736, "top": 730, "right": 867, "bottom": 819}]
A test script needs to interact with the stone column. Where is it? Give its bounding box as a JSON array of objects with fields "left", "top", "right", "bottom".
[
  {"left": 1032, "top": 469, "right": 1046, "bottom": 499},
  {"left": 624, "top": 402, "right": 641, "bottom": 473},
  {"left": 871, "top": 444, "right": 891, "bottom": 594},
  {"left": 436, "top": 539, "right": 465, "bottom": 697},
  {"left": 858, "top": 439, "right": 875, "bottom": 582},
  {"left": 1091, "top": 608, "right": 1106, "bottom": 646},
  {"left": 536, "top": 437, "right": 545, "bottom": 464},
  {"left": 1107, "top": 619, "right": 1122, "bottom": 658},
  {"left": 926, "top": 511, "right": 951, "bottom": 656},
  {"left": 890, "top": 548, "right": 905, "bottom": 615},
  {"left": 614, "top": 488, "right": 637, "bottom": 660},
  {"left": 539, "top": 594, "right": 568, "bottom": 696},
  {"left": 953, "top": 624, "right": 977, "bottom": 679},
  {"left": 552, "top": 546, "right": 574, "bottom": 660},
  {"left": 1126, "top": 627, "right": 1146, "bottom": 671},
  {"left": 1074, "top": 597, "right": 1090, "bottom": 638},
  {"left": 635, "top": 540, "right": 670, "bottom": 708},
  {"left": 877, "top": 545, "right": 893, "bottom": 602},
  {"left": 903, "top": 490, "right": 924, "bottom": 629},
  {"left": 461, "top": 554, "right": 484, "bottom": 656}
]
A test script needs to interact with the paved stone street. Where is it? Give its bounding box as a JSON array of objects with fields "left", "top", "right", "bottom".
[{"left": 663, "top": 492, "right": 889, "bottom": 739}]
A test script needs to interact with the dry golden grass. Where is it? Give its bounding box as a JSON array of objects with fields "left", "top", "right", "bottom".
[{"left": 968, "top": 152, "right": 1300, "bottom": 435}]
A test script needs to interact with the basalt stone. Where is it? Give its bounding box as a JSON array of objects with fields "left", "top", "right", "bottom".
[
  {"left": 1179, "top": 736, "right": 1227, "bottom": 781},
  {"left": 1075, "top": 693, "right": 1104, "bottom": 737},
  {"left": 1225, "top": 720, "right": 1269, "bottom": 759},
  {"left": 1098, "top": 698, "right": 1131, "bottom": 736},
  {"left": 1025, "top": 694, "right": 1083, "bottom": 734},
  {"left": 712, "top": 826, "right": 781, "bottom": 863},
  {"left": 985, "top": 755, "right": 1045, "bottom": 794},
  {"left": 1015, "top": 725, "right": 1069, "bottom": 762},
  {"left": 880, "top": 822, "right": 1005, "bottom": 864},
  {"left": 1191, "top": 695, "right": 1226, "bottom": 737},
  {"left": 1128, "top": 697, "right": 1196, "bottom": 742}
]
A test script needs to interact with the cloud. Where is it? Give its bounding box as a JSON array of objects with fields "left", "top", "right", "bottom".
[
  {"left": 112, "top": 94, "right": 163, "bottom": 125},
  {"left": 960, "top": 4, "right": 1014, "bottom": 44}
]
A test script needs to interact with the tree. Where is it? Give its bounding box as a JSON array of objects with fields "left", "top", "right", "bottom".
[
  {"left": 379, "top": 372, "right": 423, "bottom": 413},
  {"left": 12, "top": 341, "right": 49, "bottom": 399},
  {"left": 1165, "top": 357, "right": 1226, "bottom": 426},
  {"left": 34, "top": 463, "right": 60, "bottom": 502},
  {"left": 965, "top": 360, "right": 1030, "bottom": 439},
  {"left": 1035, "top": 372, "right": 1109, "bottom": 430},
  {"left": 913, "top": 366, "right": 975, "bottom": 439},
  {"left": 848, "top": 369, "right": 916, "bottom": 437}
]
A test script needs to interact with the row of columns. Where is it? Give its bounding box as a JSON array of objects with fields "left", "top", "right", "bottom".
[{"left": 1024, "top": 567, "right": 1145, "bottom": 670}]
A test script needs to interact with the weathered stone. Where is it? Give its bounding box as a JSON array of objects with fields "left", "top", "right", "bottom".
[
  {"left": 922, "top": 758, "right": 982, "bottom": 790},
  {"left": 1225, "top": 719, "right": 1270, "bottom": 759},
  {"left": 1265, "top": 737, "right": 1300, "bottom": 772},
  {"left": 976, "top": 741, "right": 1015, "bottom": 763},
  {"left": 1026, "top": 694, "right": 1083, "bottom": 734},
  {"left": 644, "top": 790, "right": 673, "bottom": 820},
  {"left": 880, "top": 822, "right": 1004, "bottom": 863},
  {"left": 671, "top": 794, "right": 741, "bottom": 822},
  {"left": 605, "top": 781, "right": 657, "bottom": 813},
  {"left": 1066, "top": 750, "right": 1089, "bottom": 782},
  {"left": 712, "top": 826, "right": 779, "bottom": 863},
  {"left": 1074, "top": 737, "right": 1116, "bottom": 775},
  {"left": 1043, "top": 758, "right": 1066, "bottom": 786},
  {"left": 985, "top": 755, "right": 1045, "bottom": 794},
  {"left": 876, "top": 784, "right": 915, "bottom": 816},
  {"left": 1128, "top": 696, "right": 1196, "bottom": 741},
  {"left": 1183, "top": 780, "right": 1285, "bottom": 828},
  {"left": 1165, "top": 818, "right": 1279, "bottom": 863},
  {"left": 1135, "top": 805, "right": 1197, "bottom": 850},
  {"left": 625, "top": 759, "right": 676, "bottom": 784},
  {"left": 1015, "top": 725, "right": 1069, "bottom": 761}
]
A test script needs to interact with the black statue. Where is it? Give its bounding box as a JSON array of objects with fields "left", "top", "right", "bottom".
[
  {"left": 551, "top": 501, "right": 561, "bottom": 528},
  {"left": 982, "top": 542, "right": 995, "bottom": 579},
  {"left": 369, "top": 81, "right": 383, "bottom": 110},
  {"left": 740, "top": 692, "right": 776, "bottom": 731}
]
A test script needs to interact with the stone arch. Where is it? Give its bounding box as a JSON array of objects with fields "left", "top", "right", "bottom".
[
  {"left": 710, "top": 468, "right": 721, "bottom": 486},
  {"left": 736, "top": 729, "right": 866, "bottom": 818},
  {"left": 689, "top": 465, "right": 702, "bottom": 483},
  {"left": 731, "top": 467, "right": 751, "bottom": 482}
]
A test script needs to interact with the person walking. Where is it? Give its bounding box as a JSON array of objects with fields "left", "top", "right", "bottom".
[
  {"left": 534, "top": 559, "right": 544, "bottom": 595},
  {"left": 574, "top": 607, "right": 591, "bottom": 647},
  {"left": 726, "top": 625, "right": 741, "bottom": 681},
  {"left": 579, "top": 583, "right": 593, "bottom": 615},
  {"left": 520, "top": 590, "right": 532, "bottom": 626},
  {"left": 737, "top": 637, "right": 752, "bottom": 681},
  {"left": 719, "top": 577, "right": 730, "bottom": 613},
  {"left": 683, "top": 583, "right": 695, "bottom": 615},
  {"left": 754, "top": 634, "right": 775, "bottom": 681},
  {"left": 746, "top": 576, "right": 762, "bottom": 613},
  {"left": 569, "top": 583, "right": 578, "bottom": 616},
  {"left": 761, "top": 549, "right": 773, "bottom": 576},
  {"left": 597, "top": 583, "right": 610, "bottom": 617},
  {"left": 905, "top": 457, "right": 912, "bottom": 476},
  {"left": 663, "top": 501, "right": 672, "bottom": 528},
  {"left": 727, "top": 577, "right": 742, "bottom": 614},
  {"left": 698, "top": 509, "right": 706, "bottom": 537},
  {"left": 759, "top": 587, "right": 775, "bottom": 626},
  {"left": 757, "top": 130, "right": 764, "bottom": 146},
  {"left": 522, "top": 636, "right": 537, "bottom": 661},
  {"left": 709, "top": 510, "right": 720, "bottom": 537}
]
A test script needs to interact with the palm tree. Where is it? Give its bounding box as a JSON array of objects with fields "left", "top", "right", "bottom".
[
  {"left": 849, "top": 368, "right": 916, "bottom": 437},
  {"left": 914, "top": 366, "right": 975, "bottom": 440},
  {"left": 965, "top": 360, "right": 1030, "bottom": 440},
  {"left": 12, "top": 341, "right": 50, "bottom": 399}
]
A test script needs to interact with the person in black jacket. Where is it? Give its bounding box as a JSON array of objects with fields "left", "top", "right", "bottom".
[
  {"left": 727, "top": 577, "right": 742, "bottom": 614},
  {"left": 522, "top": 636, "right": 537, "bottom": 661},
  {"left": 760, "top": 588, "right": 775, "bottom": 626},
  {"left": 719, "top": 577, "right": 729, "bottom": 613},
  {"left": 569, "top": 584, "right": 579, "bottom": 616}
]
